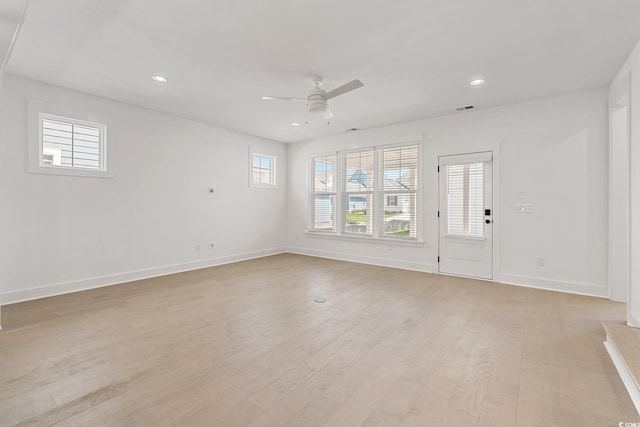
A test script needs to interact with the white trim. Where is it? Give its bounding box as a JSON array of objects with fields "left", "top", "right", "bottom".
[
  {"left": 628, "top": 311, "right": 640, "bottom": 329},
  {"left": 608, "top": 85, "right": 631, "bottom": 303},
  {"left": 287, "top": 246, "right": 433, "bottom": 273},
  {"left": 0, "top": 0, "right": 29, "bottom": 80},
  {"left": 439, "top": 151, "right": 493, "bottom": 165},
  {"left": 305, "top": 231, "right": 424, "bottom": 247},
  {"left": 604, "top": 337, "right": 640, "bottom": 416},
  {"left": 0, "top": 247, "right": 285, "bottom": 306},
  {"left": 498, "top": 273, "right": 608, "bottom": 298}
]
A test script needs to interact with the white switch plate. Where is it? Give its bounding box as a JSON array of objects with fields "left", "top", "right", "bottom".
[{"left": 519, "top": 204, "right": 533, "bottom": 213}]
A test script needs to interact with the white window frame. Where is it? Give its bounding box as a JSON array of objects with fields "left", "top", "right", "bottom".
[
  {"left": 307, "top": 141, "right": 423, "bottom": 243},
  {"left": 250, "top": 151, "right": 277, "bottom": 188},
  {"left": 28, "top": 100, "right": 114, "bottom": 178}
]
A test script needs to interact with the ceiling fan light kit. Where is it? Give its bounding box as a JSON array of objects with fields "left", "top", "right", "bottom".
[{"left": 262, "top": 76, "right": 363, "bottom": 124}]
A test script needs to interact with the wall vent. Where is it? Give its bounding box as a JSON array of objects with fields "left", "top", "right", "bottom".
[{"left": 456, "top": 105, "right": 475, "bottom": 112}]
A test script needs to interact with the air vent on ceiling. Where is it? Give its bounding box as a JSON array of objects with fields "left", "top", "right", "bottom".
[{"left": 456, "top": 105, "right": 475, "bottom": 111}]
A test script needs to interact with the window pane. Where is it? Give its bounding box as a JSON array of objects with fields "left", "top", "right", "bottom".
[
  {"left": 383, "top": 192, "right": 416, "bottom": 238},
  {"left": 446, "top": 162, "right": 484, "bottom": 237},
  {"left": 314, "top": 155, "right": 336, "bottom": 193},
  {"left": 344, "top": 150, "right": 374, "bottom": 192},
  {"left": 345, "top": 193, "right": 372, "bottom": 235},
  {"left": 251, "top": 153, "right": 275, "bottom": 186},
  {"left": 313, "top": 195, "right": 335, "bottom": 231},
  {"left": 42, "top": 117, "right": 102, "bottom": 170},
  {"left": 382, "top": 145, "right": 418, "bottom": 191}
]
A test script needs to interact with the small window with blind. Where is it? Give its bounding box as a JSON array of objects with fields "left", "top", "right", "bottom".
[
  {"left": 40, "top": 115, "right": 105, "bottom": 171},
  {"left": 28, "top": 100, "right": 113, "bottom": 178},
  {"left": 311, "top": 154, "right": 337, "bottom": 232},
  {"left": 250, "top": 152, "right": 277, "bottom": 188}
]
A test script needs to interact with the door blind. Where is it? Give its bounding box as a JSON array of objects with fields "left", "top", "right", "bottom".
[{"left": 446, "top": 162, "right": 484, "bottom": 237}]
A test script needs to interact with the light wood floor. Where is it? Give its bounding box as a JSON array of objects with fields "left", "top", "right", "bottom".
[{"left": 0, "top": 254, "right": 637, "bottom": 426}]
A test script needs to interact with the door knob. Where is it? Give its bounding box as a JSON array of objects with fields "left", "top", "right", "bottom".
[{"left": 485, "top": 219, "right": 491, "bottom": 224}]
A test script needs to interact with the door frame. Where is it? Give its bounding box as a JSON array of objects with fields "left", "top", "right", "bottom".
[
  {"left": 425, "top": 138, "right": 501, "bottom": 282},
  {"left": 608, "top": 82, "right": 630, "bottom": 303}
]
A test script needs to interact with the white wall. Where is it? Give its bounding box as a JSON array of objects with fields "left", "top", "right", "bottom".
[
  {"left": 0, "top": 75, "right": 287, "bottom": 304},
  {"left": 287, "top": 89, "right": 609, "bottom": 297},
  {"left": 610, "top": 40, "right": 640, "bottom": 326}
]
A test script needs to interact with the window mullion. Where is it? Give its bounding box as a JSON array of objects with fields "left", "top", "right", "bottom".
[{"left": 336, "top": 152, "right": 345, "bottom": 236}]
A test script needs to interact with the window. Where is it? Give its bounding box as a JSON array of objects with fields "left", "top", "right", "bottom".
[
  {"left": 28, "top": 100, "right": 113, "bottom": 178},
  {"left": 250, "top": 153, "right": 277, "bottom": 187},
  {"left": 344, "top": 150, "right": 374, "bottom": 235},
  {"left": 380, "top": 145, "right": 419, "bottom": 238},
  {"left": 311, "top": 154, "right": 337, "bottom": 231},
  {"left": 40, "top": 115, "right": 104, "bottom": 170},
  {"left": 309, "top": 142, "right": 421, "bottom": 240}
]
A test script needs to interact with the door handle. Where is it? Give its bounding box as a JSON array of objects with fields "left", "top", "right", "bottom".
[{"left": 485, "top": 219, "right": 492, "bottom": 224}]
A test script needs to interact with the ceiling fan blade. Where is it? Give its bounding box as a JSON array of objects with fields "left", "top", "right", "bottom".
[
  {"left": 262, "top": 96, "right": 306, "bottom": 101},
  {"left": 324, "top": 79, "right": 363, "bottom": 100}
]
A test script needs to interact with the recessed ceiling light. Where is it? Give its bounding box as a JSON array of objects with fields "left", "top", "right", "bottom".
[
  {"left": 152, "top": 75, "right": 168, "bottom": 83},
  {"left": 291, "top": 122, "right": 300, "bottom": 127},
  {"left": 470, "top": 79, "right": 485, "bottom": 86}
]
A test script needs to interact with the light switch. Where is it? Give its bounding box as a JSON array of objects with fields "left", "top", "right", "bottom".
[{"left": 519, "top": 204, "right": 533, "bottom": 213}]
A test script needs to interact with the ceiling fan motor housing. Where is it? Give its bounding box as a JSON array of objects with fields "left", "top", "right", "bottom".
[{"left": 307, "top": 89, "right": 327, "bottom": 114}]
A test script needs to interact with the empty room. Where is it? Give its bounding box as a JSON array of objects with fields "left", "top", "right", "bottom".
[{"left": 2, "top": 0, "right": 640, "bottom": 426}]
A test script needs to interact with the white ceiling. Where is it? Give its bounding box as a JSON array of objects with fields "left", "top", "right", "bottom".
[{"left": 6, "top": 0, "right": 640, "bottom": 143}]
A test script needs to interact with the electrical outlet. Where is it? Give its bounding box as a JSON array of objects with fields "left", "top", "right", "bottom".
[
  {"left": 208, "top": 243, "right": 214, "bottom": 249},
  {"left": 536, "top": 256, "right": 544, "bottom": 267}
]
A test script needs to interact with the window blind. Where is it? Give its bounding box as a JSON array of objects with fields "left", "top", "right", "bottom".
[
  {"left": 446, "top": 162, "right": 484, "bottom": 237},
  {"left": 344, "top": 150, "right": 374, "bottom": 235},
  {"left": 42, "top": 117, "right": 101, "bottom": 170},
  {"left": 379, "top": 145, "right": 419, "bottom": 239},
  {"left": 311, "top": 155, "right": 337, "bottom": 231}
]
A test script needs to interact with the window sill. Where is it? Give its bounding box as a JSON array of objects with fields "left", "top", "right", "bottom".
[
  {"left": 28, "top": 165, "right": 114, "bottom": 179},
  {"left": 305, "top": 231, "right": 425, "bottom": 247}
]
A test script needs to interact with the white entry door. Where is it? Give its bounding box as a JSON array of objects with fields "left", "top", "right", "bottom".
[{"left": 438, "top": 152, "right": 493, "bottom": 279}]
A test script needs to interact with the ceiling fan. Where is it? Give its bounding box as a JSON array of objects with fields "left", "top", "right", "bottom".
[{"left": 262, "top": 76, "right": 363, "bottom": 123}]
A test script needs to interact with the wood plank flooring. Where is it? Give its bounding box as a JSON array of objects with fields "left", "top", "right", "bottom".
[{"left": 0, "top": 254, "right": 637, "bottom": 426}]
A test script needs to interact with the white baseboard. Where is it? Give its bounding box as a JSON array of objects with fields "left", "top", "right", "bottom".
[
  {"left": 286, "top": 246, "right": 434, "bottom": 273},
  {"left": 604, "top": 337, "right": 640, "bottom": 416},
  {"left": 628, "top": 311, "right": 640, "bottom": 328},
  {"left": 1, "top": 247, "right": 285, "bottom": 306},
  {"left": 498, "top": 273, "right": 608, "bottom": 298}
]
